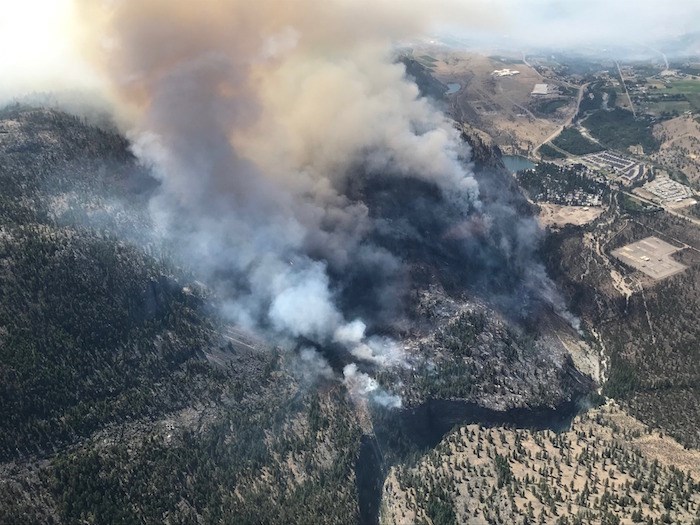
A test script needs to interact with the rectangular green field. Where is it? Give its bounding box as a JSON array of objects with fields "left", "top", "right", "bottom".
[
  {"left": 665, "top": 80, "right": 700, "bottom": 111},
  {"left": 687, "top": 94, "right": 700, "bottom": 111},
  {"left": 666, "top": 80, "right": 700, "bottom": 93},
  {"left": 645, "top": 100, "right": 693, "bottom": 115}
]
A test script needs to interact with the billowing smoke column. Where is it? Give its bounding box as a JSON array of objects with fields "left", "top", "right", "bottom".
[{"left": 75, "top": 0, "right": 543, "bottom": 406}]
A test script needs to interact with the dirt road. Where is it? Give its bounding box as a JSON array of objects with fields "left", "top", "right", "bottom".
[{"left": 533, "top": 82, "right": 589, "bottom": 158}]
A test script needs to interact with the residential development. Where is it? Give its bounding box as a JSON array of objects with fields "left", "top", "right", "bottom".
[
  {"left": 643, "top": 175, "right": 695, "bottom": 203},
  {"left": 581, "top": 151, "right": 647, "bottom": 184}
]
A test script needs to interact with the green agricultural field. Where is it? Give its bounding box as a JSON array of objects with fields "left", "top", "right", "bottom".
[
  {"left": 665, "top": 79, "right": 700, "bottom": 111},
  {"left": 684, "top": 94, "right": 700, "bottom": 112},
  {"left": 666, "top": 79, "right": 700, "bottom": 93},
  {"left": 646, "top": 100, "right": 693, "bottom": 116}
]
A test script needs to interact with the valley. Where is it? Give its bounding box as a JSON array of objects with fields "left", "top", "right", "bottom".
[{"left": 0, "top": 25, "right": 699, "bottom": 525}]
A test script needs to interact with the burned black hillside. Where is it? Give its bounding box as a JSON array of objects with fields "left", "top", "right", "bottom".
[{"left": 0, "top": 105, "right": 594, "bottom": 524}]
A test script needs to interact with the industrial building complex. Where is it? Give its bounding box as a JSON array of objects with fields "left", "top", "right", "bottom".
[
  {"left": 612, "top": 236, "right": 687, "bottom": 280},
  {"left": 581, "top": 151, "right": 647, "bottom": 184}
]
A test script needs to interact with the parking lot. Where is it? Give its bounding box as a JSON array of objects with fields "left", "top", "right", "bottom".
[{"left": 612, "top": 236, "right": 687, "bottom": 280}]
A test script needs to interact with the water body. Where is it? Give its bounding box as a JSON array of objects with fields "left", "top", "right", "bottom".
[
  {"left": 445, "top": 82, "right": 461, "bottom": 95},
  {"left": 501, "top": 154, "right": 535, "bottom": 174},
  {"left": 356, "top": 396, "right": 591, "bottom": 525}
]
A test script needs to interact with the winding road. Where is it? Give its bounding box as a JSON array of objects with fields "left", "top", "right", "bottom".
[{"left": 622, "top": 190, "right": 700, "bottom": 230}]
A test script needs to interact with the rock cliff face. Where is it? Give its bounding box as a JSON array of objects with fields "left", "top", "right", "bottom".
[{"left": 460, "top": 122, "right": 506, "bottom": 172}]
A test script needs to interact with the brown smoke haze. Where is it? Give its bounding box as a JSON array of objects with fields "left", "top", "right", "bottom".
[
  {"left": 4, "top": 0, "right": 565, "bottom": 406},
  {"left": 66, "top": 0, "right": 506, "bottom": 404},
  {"left": 77, "top": 0, "right": 496, "bottom": 198}
]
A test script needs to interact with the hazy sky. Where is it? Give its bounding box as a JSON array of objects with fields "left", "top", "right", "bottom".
[
  {"left": 441, "top": 0, "right": 700, "bottom": 52},
  {"left": 0, "top": 0, "right": 101, "bottom": 100},
  {"left": 0, "top": 0, "right": 698, "bottom": 102}
]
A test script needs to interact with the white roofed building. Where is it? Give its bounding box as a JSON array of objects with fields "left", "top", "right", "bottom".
[{"left": 531, "top": 83, "right": 549, "bottom": 95}]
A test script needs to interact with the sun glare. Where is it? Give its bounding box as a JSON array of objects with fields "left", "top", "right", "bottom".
[{"left": 0, "top": 0, "right": 93, "bottom": 97}]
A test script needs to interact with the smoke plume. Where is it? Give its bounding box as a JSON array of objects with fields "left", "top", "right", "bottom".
[{"left": 60, "top": 0, "right": 560, "bottom": 405}]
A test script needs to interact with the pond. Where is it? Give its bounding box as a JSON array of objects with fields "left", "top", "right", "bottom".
[
  {"left": 501, "top": 154, "right": 535, "bottom": 174},
  {"left": 445, "top": 82, "right": 461, "bottom": 95}
]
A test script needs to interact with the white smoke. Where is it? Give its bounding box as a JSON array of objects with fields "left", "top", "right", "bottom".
[
  {"left": 268, "top": 262, "right": 343, "bottom": 340},
  {"left": 291, "top": 348, "right": 335, "bottom": 386},
  {"left": 61, "top": 0, "right": 484, "bottom": 408},
  {"left": 343, "top": 364, "right": 402, "bottom": 409}
]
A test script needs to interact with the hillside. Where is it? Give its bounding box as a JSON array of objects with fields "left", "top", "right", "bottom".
[
  {"left": 543, "top": 197, "right": 700, "bottom": 450},
  {"left": 652, "top": 115, "right": 700, "bottom": 188},
  {"left": 16, "top": 101, "right": 700, "bottom": 525},
  {"left": 382, "top": 402, "right": 700, "bottom": 525},
  {"left": 0, "top": 103, "right": 605, "bottom": 524},
  {"left": 0, "top": 106, "right": 363, "bottom": 524},
  {"left": 2, "top": 2, "right": 700, "bottom": 524}
]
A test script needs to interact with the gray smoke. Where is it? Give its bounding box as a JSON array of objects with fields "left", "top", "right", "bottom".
[{"left": 63, "top": 0, "right": 572, "bottom": 406}]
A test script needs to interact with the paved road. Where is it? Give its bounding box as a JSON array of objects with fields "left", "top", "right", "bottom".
[
  {"left": 615, "top": 61, "right": 637, "bottom": 118},
  {"left": 622, "top": 189, "right": 700, "bottom": 230},
  {"left": 533, "top": 82, "right": 589, "bottom": 158}
]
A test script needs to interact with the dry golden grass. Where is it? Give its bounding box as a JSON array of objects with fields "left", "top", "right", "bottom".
[
  {"left": 410, "top": 47, "right": 574, "bottom": 156},
  {"left": 381, "top": 401, "right": 700, "bottom": 524},
  {"left": 653, "top": 115, "right": 700, "bottom": 187}
]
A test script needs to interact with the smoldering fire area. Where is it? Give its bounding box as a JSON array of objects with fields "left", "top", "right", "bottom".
[{"left": 51, "top": 0, "right": 588, "bottom": 409}]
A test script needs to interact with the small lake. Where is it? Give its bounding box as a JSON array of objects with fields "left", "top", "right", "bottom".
[
  {"left": 502, "top": 154, "right": 535, "bottom": 174},
  {"left": 445, "top": 82, "right": 461, "bottom": 95}
]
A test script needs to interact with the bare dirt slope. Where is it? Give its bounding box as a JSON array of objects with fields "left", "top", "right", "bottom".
[
  {"left": 538, "top": 204, "right": 604, "bottom": 228},
  {"left": 409, "top": 48, "right": 574, "bottom": 155},
  {"left": 652, "top": 115, "right": 700, "bottom": 187}
]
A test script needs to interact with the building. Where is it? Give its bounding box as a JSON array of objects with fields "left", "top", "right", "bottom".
[
  {"left": 643, "top": 176, "right": 694, "bottom": 202},
  {"left": 531, "top": 83, "right": 549, "bottom": 96},
  {"left": 492, "top": 68, "right": 520, "bottom": 77}
]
